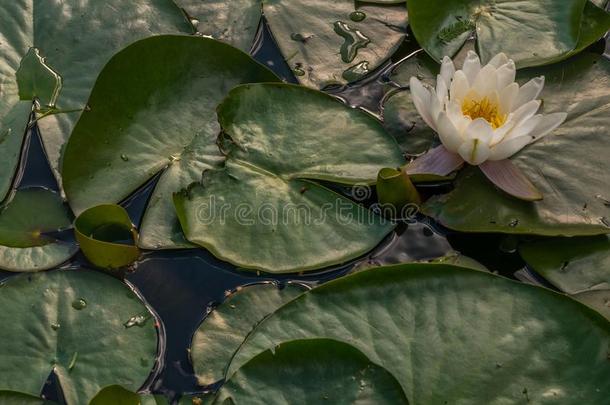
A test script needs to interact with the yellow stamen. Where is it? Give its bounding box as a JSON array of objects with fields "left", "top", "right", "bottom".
[{"left": 462, "top": 97, "right": 506, "bottom": 129}]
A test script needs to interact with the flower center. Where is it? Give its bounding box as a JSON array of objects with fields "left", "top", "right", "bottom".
[{"left": 461, "top": 97, "right": 506, "bottom": 129}]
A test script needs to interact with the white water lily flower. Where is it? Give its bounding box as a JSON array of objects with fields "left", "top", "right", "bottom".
[{"left": 407, "top": 51, "right": 567, "bottom": 201}]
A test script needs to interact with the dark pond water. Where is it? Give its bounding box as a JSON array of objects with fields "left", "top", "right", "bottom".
[{"left": 0, "top": 17, "right": 565, "bottom": 404}]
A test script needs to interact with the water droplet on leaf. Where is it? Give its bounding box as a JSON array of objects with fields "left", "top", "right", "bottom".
[
  {"left": 333, "top": 21, "right": 370, "bottom": 63},
  {"left": 349, "top": 11, "right": 366, "bottom": 22},
  {"left": 124, "top": 313, "right": 151, "bottom": 328},
  {"left": 71, "top": 298, "right": 87, "bottom": 310}
]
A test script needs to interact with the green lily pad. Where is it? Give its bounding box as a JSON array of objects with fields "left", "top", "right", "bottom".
[
  {"left": 74, "top": 205, "right": 140, "bottom": 271},
  {"left": 574, "top": 290, "right": 610, "bottom": 322},
  {"left": 89, "top": 385, "right": 168, "bottom": 405},
  {"left": 62, "top": 35, "right": 279, "bottom": 249},
  {"left": 0, "top": 391, "right": 56, "bottom": 405},
  {"left": 191, "top": 283, "right": 304, "bottom": 385},
  {"left": 174, "top": 83, "right": 404, "bottom": 272},
  {"left": 383, "top": 89, "right": 437, "bottom": 156},
  {"left": 0, "top": 188, "right": 77, "bottom": 272},
  {"left": 0, "top": 52, "right": 36, "bottom": 202},
  {"left": 0, "top": 269, "right": 158, "bottom": 405},
  {"left": 213, "top": 339, "right": 408, "bottom": 404},
  {"left": 175, "top": 0, "right": 260, "bottom": 51},
  {"left": 423, "top": 52, "right": 610, "bottom": 236},
  {"left": 0, "top": 0, "right": 193, "bottom": 190},
  {"left": 406, "top": 0, "right": 604, "bottom": 68},
  {"left": 15, "top": 48, "right": 62, "bottom": 108},
  {"left": 520, "top": 235, "right": 610, "bottom": 294},
  {"left": 264, "top": 0, "right": 407, "bottom": 88},
  {"left": 228, "top": 263, "right": 610, "bottom": 404}
]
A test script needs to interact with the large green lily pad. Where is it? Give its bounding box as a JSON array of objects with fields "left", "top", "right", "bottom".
[
  {"left": 0, "top": 0, "right": 193, "bottom": 191},
  {"left": 0, "top": 269, "right": 158, "bottom": 405},
  {"left": 520, "top": 235, "right": 610, "bottom": 294},
  {"left": 191, "top": 283, "right": 304, "bottom": 385},
  {"left": 423, "top": 52, "right": 610, "bottom": 236},
  {"left": 174, "top": 83, "right": 404, "bottom": 272},
  {"left": 0, "top": 21, "right": 38, "bottom": 202},
  {"left": 0, "top": 188, "right": 77, "bottom": 272},
  {"left": 213, "top": 339, "right": 408, "bottom": 404},
  {"left": 0, "top": 391, "right": 55, "bottom": 405},
  {"left": 264, "top": 0, "right": 407, "bottom": 88},
  {"left": 228, "top": 263, "right": 610, "bottom": 404},
  {"left": 174, "top": 0, "right": 260, "bottom": 52},
  {"left": 62, "top": 35, "right": 279, "bottom": 249},
  {"left": 407, "top": 0, "right": 609, "bottom": 67}
]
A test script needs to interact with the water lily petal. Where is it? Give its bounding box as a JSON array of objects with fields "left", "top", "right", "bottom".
[
  {"left": 437, "top": 111, "right": 463, "bottom": 152},
  {"left": 503, "top": 114, "right": 544, "bottom": 141},
  {"left": 406, "top": 145, "right": 464, "bottom": 176},
  {"left": 509, "top": 99, "right": 541, "bottom": 127},
  {"left": 472, "top": 64, "right": 497, "bottom": 98},
  {"left": 410, "top": 77, "right": 436, "bottom": 130},
  {"left": 463, "top": 117, "right": 494, "bottom": 144},
  {"left": 513, "top": 76, "right": 544, "bottom": 111},
  {"left": 461, "top": 51, "right": 481, "bottom": 85},
  {"left": 440, "top": 56, "right": 455, "bottom": 88},
  {"left": 458, "top": 138, "right": 491, "bottom": 165},
  {"left": 499, "top": 82, "right": 519, "bottom": 115},
  {"left": 488, "top": 52, "right": 509, "bottom": 68},
  {"left": 436, "top": 74, "right": 448, "bottom": 102},
  {"left": 446, "top": 100, "right": 470, "bottom": 133},
  {"left": 496, "top": 60, "right": 516, "bottom": 90},
  {"left": 479, "top": 160, "right": 543, "bottom": 201},
  {"left": 528, "top": 112, "right": 568, "bottom": 140},
  {"left": 429, "top": 95, "right": 443, "bottom": 129},
  {"left": 449, "top": 70, "right": 469, "bottom": 102},
  {"left": 488, "top": 135, "right": 532, "bottom": 160}
]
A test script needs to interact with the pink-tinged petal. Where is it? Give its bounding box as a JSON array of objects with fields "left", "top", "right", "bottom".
[
  {"left": 488, "top": 135, "right": 532, "bottom": 160},
  {"left": 440, "top": 56, "right": 455, "bottom": 88},
  {"left": 496, "top": 60, "right": 516, "bottom": 90},
  {"left": 449, "top": 70, "right": 469, "bottom": 102},
  {"left": 436, "top": 112, "right": 463, "bottom": 152},
  {"left": 458, "top": 138, "right": 491, "bottom": 165},
  {"left": 462, "top": 51, "right": 481, "bottom": 85},
  {"left": 528, "top": 112, "right": 568, "bottom": 140},
  {"left": 488, "top": 53, "right": 509, "bottom": 68},
  {"left": 499, "top": 82, "right": 519, "bottom": 114},
  {"left": 512, "top": 76, "right": 544, "bottom": 111},
  {"left": 471, "top": 64, "right": 497, "bottom": 97},
  {"left": 406, "top": 145, "right": 464, "bottom": 176},
  {"left": 463, "top": 118, "right": 494, "bottom": 144},
  {"left": 479, "top": 160, "right": 543, "bottom": 201},
  {"left": 410, "top": 77, "right": 436, "bottom": 130}
]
